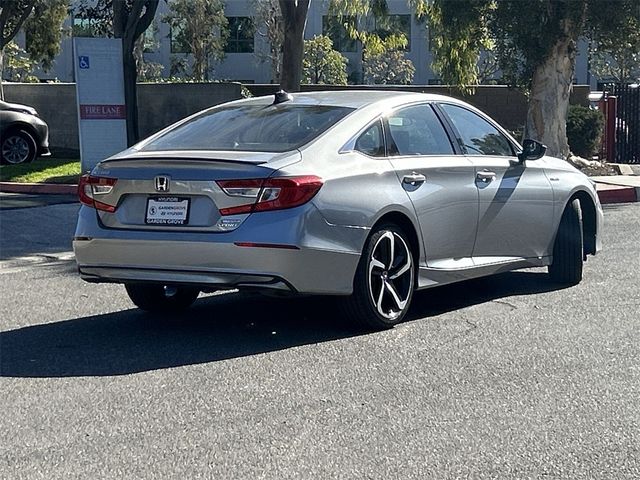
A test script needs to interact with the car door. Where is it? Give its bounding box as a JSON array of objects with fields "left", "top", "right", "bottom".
[
  {"left": 384, "top": 103, "right": 479, "bottom": 269},
  {"left": 438, "top": 103, "right": 555, "bottom": 261}
]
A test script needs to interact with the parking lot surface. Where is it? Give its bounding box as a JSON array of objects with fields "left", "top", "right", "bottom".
[{"left": 1, "top": 201, "right": 639, "bottom": 479}]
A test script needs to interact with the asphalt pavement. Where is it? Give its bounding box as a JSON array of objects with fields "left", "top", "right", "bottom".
[{"left": 1, "top": 200, "right": 639, "bottom": 479}]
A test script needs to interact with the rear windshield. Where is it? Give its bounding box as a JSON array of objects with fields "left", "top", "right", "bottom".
[{"left": 141, "top": 104, "right": 354, "bottom": 153}]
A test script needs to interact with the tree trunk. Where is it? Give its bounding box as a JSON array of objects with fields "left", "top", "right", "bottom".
[
  {"left": 524, "top": 33, "right": 578, "bottom": 159},
  {"left": 279, "top": 0, "right": 310, "bottom": 92},
  {"left": 122, "top": 37, "right": 139, "bottom": 146},
  {"left": 0, "top": 49, "right": 4, "bottom": 101},
  {"left": 113, "top": 0, "right": 159, "bottom": 146}
]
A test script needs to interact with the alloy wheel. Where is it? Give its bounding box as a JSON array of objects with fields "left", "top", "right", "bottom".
[
  {"left": 2, "top": 135, "right": 31, "bottom": 164},
  {"left": 367, "top": 231, "right": 414, "bottom": 320}
]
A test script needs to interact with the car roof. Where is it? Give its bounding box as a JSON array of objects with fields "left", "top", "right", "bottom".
[{"left": 238, "top": 90, "right": 457, "bottom": 109}]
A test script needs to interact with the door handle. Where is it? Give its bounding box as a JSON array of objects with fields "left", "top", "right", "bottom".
[
  {"left": 402, "top": 173, "right": 426, "bottom": 186},
  {"left": 476, "top": 171, "right": 496, "bottom": 183}
]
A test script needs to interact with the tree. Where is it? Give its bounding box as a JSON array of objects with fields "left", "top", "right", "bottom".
[
  {"left": 302, "top": 35, "right": 347, "bottom": 84},
  {"left": 163, "top": 0, "right": 228, "bottom": 82},
  {"left": 0, "top": 0, "right": 67, "bottom": 100},
  {"left": 279, "top": 0, "right": 310, "bottom": 91},
  {"left": 278, "top": 0, "right": 416, "bottom": 90},
  {"left": 112, "top": 0, "right": 160, "bottom": 145},
  {"left": 330, "top": 0, "right": 415, "bottom": 85},
  {"left": 134, "top": 22, "right": 163, "bottom": 82},
  {"left": 363, "top": 44, "right": 414, "bottom": 85},
  {"left": 419, "top": 0, "right": 640, "bottom": 159},
  {"left": 589, "top": 13, "right": 640, "bottom": 84},
  {"left": 2, "top": 41, "right": 38, "bottom": 82},
  {"left": 253, "top": 0, "right": 284, "bottom": 83}
]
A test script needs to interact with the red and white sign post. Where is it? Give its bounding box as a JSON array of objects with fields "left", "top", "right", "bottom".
[{"left": 74, "top": 38, "right": 128, "bottom": 172}]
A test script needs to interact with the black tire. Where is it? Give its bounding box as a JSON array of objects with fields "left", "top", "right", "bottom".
[
  {"left": 1, "top": 129, "right": 37, "bottom": 165},
  {"left": 341, "top": 224, "right": 415, "bottom": 330},
  {"left": 548, "top": 199, "right": 584, "bottom": 285},
  {"left": 124, "top": 283, "right": 200, "bottom": 313}
]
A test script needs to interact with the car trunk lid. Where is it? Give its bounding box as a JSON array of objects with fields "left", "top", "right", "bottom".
[{"left": 89, "top": 151, "right": 300, "bottom": 232}]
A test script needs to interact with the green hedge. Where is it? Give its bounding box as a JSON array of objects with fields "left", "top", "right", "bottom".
[{"left": 566, "top": 105, "right": 604, "bottom": 158}]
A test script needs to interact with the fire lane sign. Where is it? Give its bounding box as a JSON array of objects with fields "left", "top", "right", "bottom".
[{"left": 79, "top": 104, "right": 127, "bottom": 120}]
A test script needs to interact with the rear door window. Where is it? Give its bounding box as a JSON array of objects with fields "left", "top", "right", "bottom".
[{"left": 386, "top": 104, "right": 454, "bottom": 156}]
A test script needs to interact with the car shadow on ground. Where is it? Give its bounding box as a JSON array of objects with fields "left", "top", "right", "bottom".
[{"left": 1, "top": 271, "right": 565, "bottom": 378}]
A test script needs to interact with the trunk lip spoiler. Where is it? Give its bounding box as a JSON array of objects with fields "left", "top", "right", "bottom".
[
  {"left": 101, "top": 155, "right": 268, "bottom": 165},
  {"left": 101, "top": 149, "right": 305, "bottom": 165}
]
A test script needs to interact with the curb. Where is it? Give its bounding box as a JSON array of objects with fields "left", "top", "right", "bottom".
[
  {"left": 0, "top": 182, "right": 78, "bottom": 195},
  {"left": 596, "top": 184, "right": 639, "bottom": 204}
]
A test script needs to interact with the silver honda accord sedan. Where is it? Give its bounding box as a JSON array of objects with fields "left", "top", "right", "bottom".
[{"left": 74, "top": 91, "right": 603, "bottom": 329}]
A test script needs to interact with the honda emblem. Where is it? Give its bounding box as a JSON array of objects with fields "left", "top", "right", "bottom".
[{"left": 155, "top": 176, "right": 170, "bottom": 192}]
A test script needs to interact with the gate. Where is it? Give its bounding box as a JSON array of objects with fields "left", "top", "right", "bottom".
[{"left": 612, "top": 83, "right": 640, "bottom": 164}]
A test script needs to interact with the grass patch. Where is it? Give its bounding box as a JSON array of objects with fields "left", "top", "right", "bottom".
[{"left": 0, "top": 158, "right": 81, "bottom": 184}]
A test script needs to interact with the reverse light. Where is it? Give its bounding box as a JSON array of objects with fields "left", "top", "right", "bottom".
[
  {"left": 217, "top": 176, "right": 323, "bottom": 216},
  {"left": 78, "top": 174, "right": 118, "bottom": 212}
]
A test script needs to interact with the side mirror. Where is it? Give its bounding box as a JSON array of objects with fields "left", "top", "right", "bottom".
[{"left": 517, "top": 139, "right": 547, "bottom": 162}]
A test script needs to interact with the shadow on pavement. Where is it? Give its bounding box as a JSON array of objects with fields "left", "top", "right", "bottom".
[
  {"left": 0, "top": 271, "right": 564, "bottom": 378},
  {"left": 0, "top": 201, "right": 78, "bottom": 260}
]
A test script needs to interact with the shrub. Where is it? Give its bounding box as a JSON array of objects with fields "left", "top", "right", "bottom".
[{"left": 566, "top": 105, "right": 604, "bottom": 158}]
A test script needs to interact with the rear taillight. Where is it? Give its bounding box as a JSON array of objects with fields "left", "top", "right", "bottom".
[
  {"left": 78, "top": 174, "right": 118, "bottom": 212},
  {"left": 217, "top": 176, "right": 323, "bottom": 216}
]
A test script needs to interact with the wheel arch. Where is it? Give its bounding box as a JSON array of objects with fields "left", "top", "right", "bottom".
[
  {"left": 2, "top": 122, "right": 39, "bottom": 142},
  {"left": 568, "top": 189, "right": 597, "bottom": 256},
  {"left": 369, "top": 210, "right": 422, "bottom": 269}
]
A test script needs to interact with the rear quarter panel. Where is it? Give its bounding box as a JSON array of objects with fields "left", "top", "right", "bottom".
[{"left": 281, "top": 146, "right": 423, "bottom": 265}]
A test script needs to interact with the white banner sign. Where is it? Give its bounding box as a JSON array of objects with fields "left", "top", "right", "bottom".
[{"left": 74, "top": 37, "right": 127, "bottom": 172}]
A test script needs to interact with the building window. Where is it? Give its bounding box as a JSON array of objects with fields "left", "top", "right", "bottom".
[
  {"left": 170, "top": 23, "right": 190, "bottom": 54},
  {"left": 374, "top": 14, "right": 411, "bottom": 51},
  {"left": 72, "top": 17, "right": 100, "bottom": 37},
  {"left": 225, "top": 17, "right": 254, "bottom": 53},
  {"left": 322, "top": 16, "right": 357, "bottom": 53}
]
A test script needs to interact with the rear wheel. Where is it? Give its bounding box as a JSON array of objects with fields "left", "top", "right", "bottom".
[
  {"left": 125, "top": 283, "right": 200, "bottom": 313},
  {"left": 1, "top": 129, "right": 37, "bottom": 165},
  {"left": 341, "top": 224, "right": 415, "bottom": 330},
  {"left": 548, "top": 199, "right": 584, "bottom": 285}
]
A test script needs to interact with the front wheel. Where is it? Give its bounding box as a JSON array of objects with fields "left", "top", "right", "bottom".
[
  {"left": 548, "top": 199, "right": 584, "bottom": 285},
  {"left": 341, "top": 224, "right": 415, "bottom": 330},
  {"left": 125, "top": 283, "right": 200, "bottom": 313},
  {"left": 1, "top": 129, "right": 37, "bottom": 165}
]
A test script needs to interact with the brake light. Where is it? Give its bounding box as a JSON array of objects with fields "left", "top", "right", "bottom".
[
  {"left": 217, "top": 176, "right": 323, "bottom": 215},
  {"left": 78, "top": 174, "right": 118, "bottom": 212}
]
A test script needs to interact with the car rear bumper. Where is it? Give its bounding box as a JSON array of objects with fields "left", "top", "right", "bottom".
[
  {"left": 74, "top": 238, "right": 359, "bottom": 295},
  {"left": 73, "top": 204, "right": 366, "bottom": 295}
]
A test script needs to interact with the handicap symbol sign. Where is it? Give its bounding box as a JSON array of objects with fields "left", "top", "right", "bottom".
[{"left": 79, "top": 56, "right": 90, "bottom": 69}]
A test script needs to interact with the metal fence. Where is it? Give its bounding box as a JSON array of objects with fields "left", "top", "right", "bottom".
[{"left": 613, "top": 83, "right": 640, "bottom": 164}]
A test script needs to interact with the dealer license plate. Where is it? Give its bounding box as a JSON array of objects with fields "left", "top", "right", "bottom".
[{"left": 145, "top": 196, "right": 190, "bottom": 225}]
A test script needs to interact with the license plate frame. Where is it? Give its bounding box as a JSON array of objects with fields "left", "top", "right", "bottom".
[{"left": 145, "top": 196, "right": 191, "bottom": 225}]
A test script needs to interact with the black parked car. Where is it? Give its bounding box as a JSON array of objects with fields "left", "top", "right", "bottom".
[{"left": 0, "top": 101, "right": 50, "bottom": 164}]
